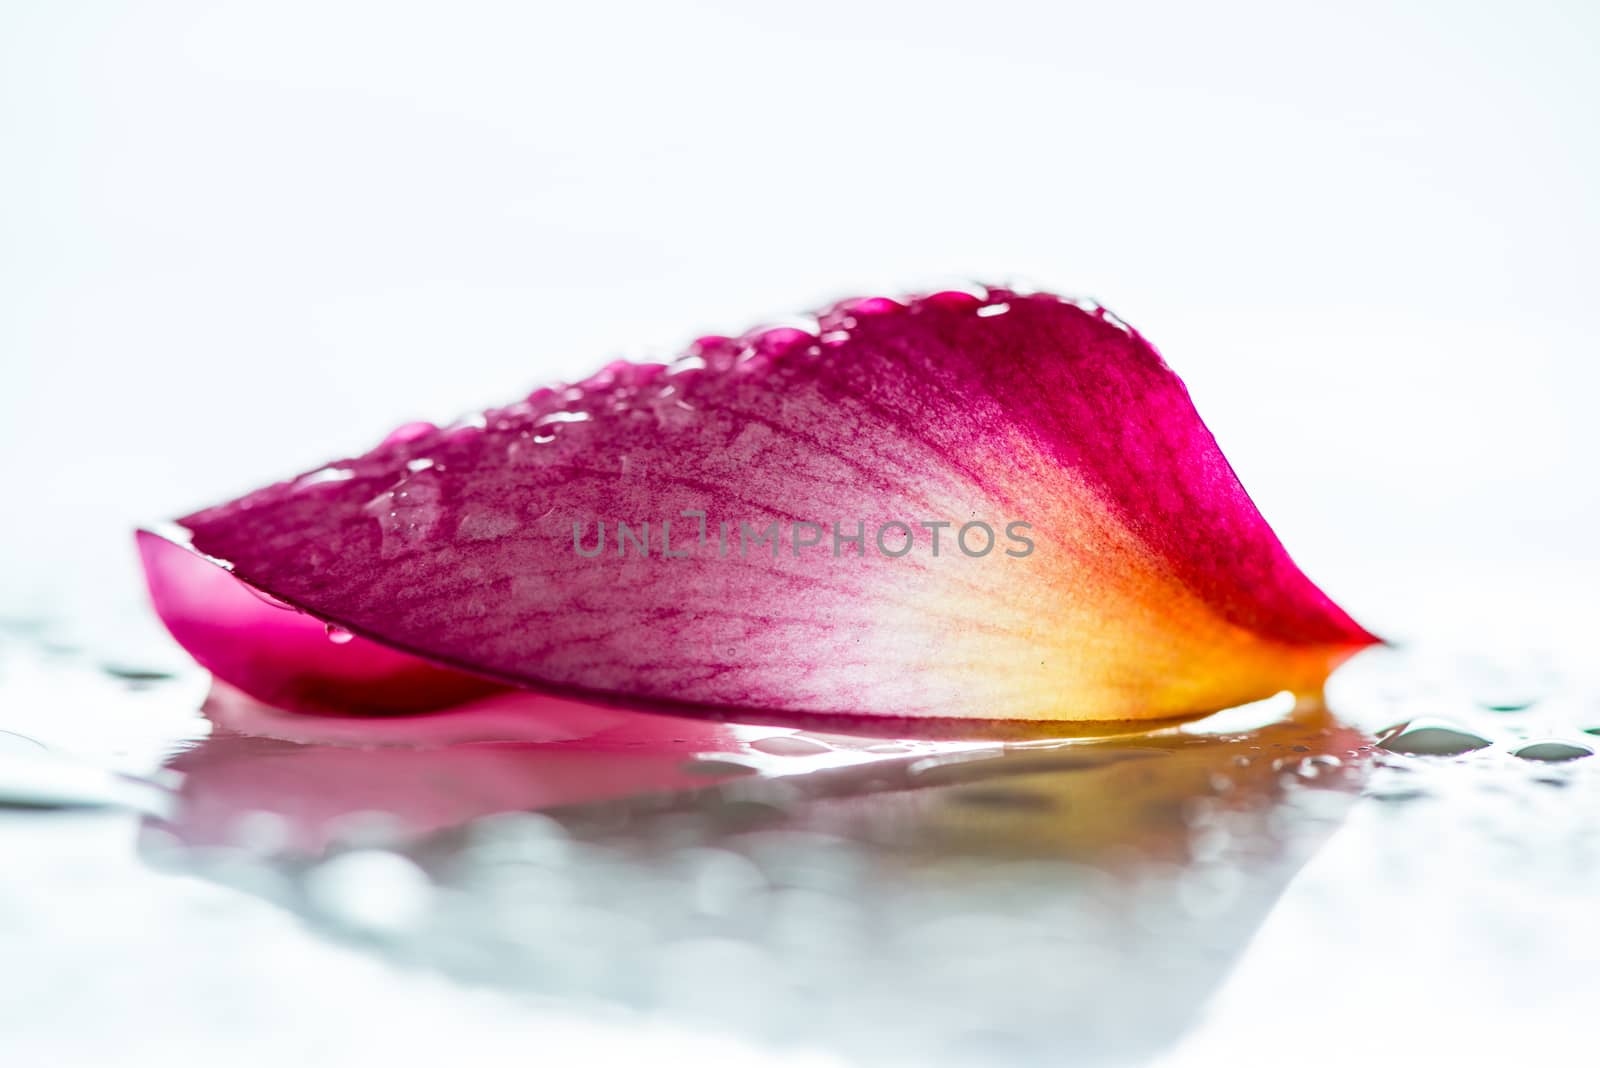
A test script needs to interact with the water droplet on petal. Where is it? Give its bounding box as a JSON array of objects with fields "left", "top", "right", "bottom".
[
  {"left": 361, "top": 468, "right": 444, "bottom": 558},
  {"left": 445, "top": 412, "right": 488, "bottom": 436},
  {"left": 243, "top": 585, "right": 296, "bottom": 611},
  {"left": 381, "top": 421, "right": 437, "bottom": 446},
  {"left": 294, "top": 465, "right": 356, "bottom": 489},
  {"left": 650, "top": 387, "right": 698, "bottom": 430},
  {"left": 750, "top": 735, "right": 832, "bottom": 757},
  {"left": 325, "top": 624, "right": 354, "bottom": 645},
  {"left": 535, "top": 410, "right": 593, "bottom": 428},
  {"left": 454, "top": 509, "right": 519, "bottom": 542}
]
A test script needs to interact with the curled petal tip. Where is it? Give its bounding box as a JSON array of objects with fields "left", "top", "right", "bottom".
[
  {"left": 136, "top": 528, "right": 505, "bottom": 715},
  {"left": 142, "top": 288, "right": 1376, "bottom": 731}
]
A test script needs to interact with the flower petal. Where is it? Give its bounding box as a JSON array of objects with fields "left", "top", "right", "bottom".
[
  {"left": 137, "top": 528, "right": 504, "bottom": 715},
  {"left": 144, "top": 288, "right": 1377, "bottom": 732}
]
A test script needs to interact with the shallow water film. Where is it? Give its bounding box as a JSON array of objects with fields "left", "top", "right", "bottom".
[{"left": 2, "top": 577, "right": 1597, "bottom": 1068}]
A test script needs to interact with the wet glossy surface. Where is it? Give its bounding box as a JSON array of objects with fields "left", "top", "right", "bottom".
[{"left": 4, "top": 586, "right": 1599, "bottom": 1066}]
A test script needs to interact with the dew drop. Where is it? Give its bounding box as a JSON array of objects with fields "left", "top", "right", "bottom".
[
  {"left": 381, "top": 421, "right": 437, "bottom": 446},
  {"left": 650, "top": 387, "right": 698, "bottom": 430},
  {"left": 243, "top": 585, "right": 296, "bottom": 611},
  {"left": 1296, "top": 754, "right": 1343, "bottom": 778},
  {"left": 1367, "top": 783, "right": 1429, "bottom": 803},
  {"left": 535, "top": 410, "right": 593, "bottom": 427},
  {"left": 362, "top": 468, "right": 444, "bottom": 558},
  {"left": 1480, "top": 696, "right": 1539, "bottom": 713},
  {"left": 325, "top": 624, "right": 354, "bottom": 645},
  {"left": 750, "top": 735, "right": 832, "bottom": 757},
  {"left": 454, "top": 509, "right": 519, "bottom": 542},
  {"left": 101, "top": 664, "right": 177, "bottom": 684},
  {"left": 1377, "top": 719, "right": 1492, "bottom": 757},
  {"left": 1512, "top": 740, "right": 1593, "bottom": 763},
  {"left": 294, "top": 465, "right": 355, "bottom": 489}
]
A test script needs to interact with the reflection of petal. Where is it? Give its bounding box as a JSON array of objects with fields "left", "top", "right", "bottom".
[
  {"left": 148, "top": 693, "right": 1371, "bottom": 1065},
  {"left": 159, "top": 677, "right": 1368, "bottom": 872},
  {"left": 200, "top": 679, "right": 728, "bottom": 750},
  {"left": 160, "top": 683, "right": 750, "bottom": 853},
  {"left": 825, "top": 706, "right": 1368, "bottom": 867},
  {"left": 144, "top": 289, "right": 1376, "bottom": 731},
  {"left": 550, "top": 703, "right": 1372, "bottom": 869}
]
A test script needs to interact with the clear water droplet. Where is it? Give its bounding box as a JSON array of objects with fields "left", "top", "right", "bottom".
[
  {"left": 750, "top": 735, "right": 832, "bottom": 757},
  {"left": 1512, "top": 740, "right": 1593, "bottom": 763},
  {"left": 294, "top": 465, "right": 355, "bottom": 489},
  {"left": 243, "top": 584, "right": 296, "bottom": 611},
  {"left": 381, "top": 420, "right": 437, "bottom": 446},
  {"left": 1296, "top": 754, "right": 1343, "bottom": 779},
  {"left": 100, "top": 664, "right": 177, "bottom": 684},
  {"left": 651, "top": 389, "right": 697, "bottom": 430},
  {"left": 362, "top": 468, "right": 444, "bottom": 558},
  {"left": 1377, "top": 719, "right": 1492, "bottom": 756},
  {"left": 325, "top": 624, "right": 354, "bottom": 645},
  {"left": 534, "top": 410, "right": 592, "bottom": 429},
  {"left": 454, "top": 509, "right": 519, "bottom": 542}
]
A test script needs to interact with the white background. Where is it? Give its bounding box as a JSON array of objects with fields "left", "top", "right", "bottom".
[
  {"left": 3, "top": 0, "right": 1598, "bottom": 646},
  {"left": 3, "top": 7, "right": 1599, "bottom": 1066}
]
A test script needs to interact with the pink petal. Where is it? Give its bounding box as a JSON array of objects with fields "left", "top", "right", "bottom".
[
  {"left": 143, "top": 288, "right": 1377, "bottom": 733},
  {"left": 137, "top": 529, "right": 504, "bottom": 715}
]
